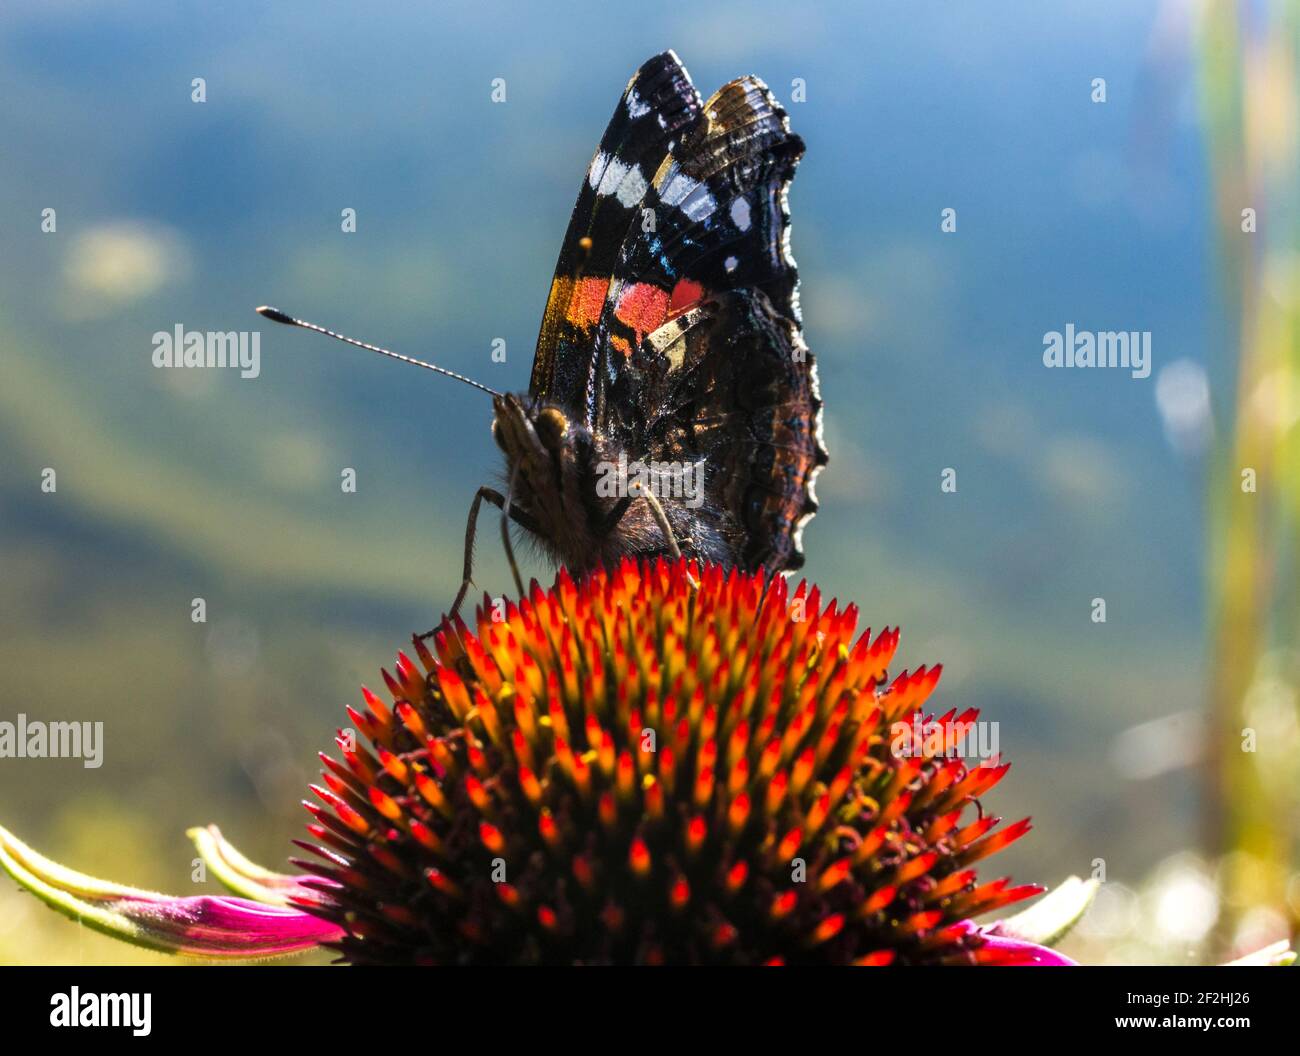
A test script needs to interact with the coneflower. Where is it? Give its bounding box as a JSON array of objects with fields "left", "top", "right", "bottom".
[
  {"left": 0, "top": 558, "right": 1073, "bottom": 965},
  {"left": 296, "top": 557, "right": 1047, "bottom": 965}
]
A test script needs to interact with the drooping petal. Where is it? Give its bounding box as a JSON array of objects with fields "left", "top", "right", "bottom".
[
  {"left": 974, "top": 930, "right": 1079, "bottom": 965},
  {"left": 949, "top": 919, "right": 1077, "bottom": 965},
  {"left": 187, "top": 824, "right": 328, "bottom": 907},
  {"left": 107, "top": 894, "right": 346, "bottom": 956},
  {"left": 989, "top": 875, "right": 1099, "bottom": 947},
  {"left": 0, "top": 822, "right": 342, "bottom": 958}
]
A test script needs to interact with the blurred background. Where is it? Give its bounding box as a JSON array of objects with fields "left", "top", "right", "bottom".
[{"left": 0, "top": 0, "right": 1295, "bottom": 964}]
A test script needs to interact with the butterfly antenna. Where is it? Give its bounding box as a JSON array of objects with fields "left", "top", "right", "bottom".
[{"left": 255, "top": 305, "right": 504, "bottom": 398}]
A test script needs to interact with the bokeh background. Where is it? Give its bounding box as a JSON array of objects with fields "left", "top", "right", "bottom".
[{"left": 1, "top": 0, "right": 1296, "bottom": 964}]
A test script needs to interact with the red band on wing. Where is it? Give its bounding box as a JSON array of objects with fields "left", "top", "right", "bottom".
[
  {"left": 614, "top": 282, "right": 671, "bottom": 343},
  {"left": 668, "top": 278, "right": 705, "bottom": 316},
  {"left": 615, "top": 279, "right": 708, "bottom": 347}
]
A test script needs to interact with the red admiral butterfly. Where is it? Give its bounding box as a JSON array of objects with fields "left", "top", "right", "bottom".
[{"left": 259, "top": 51, "right": 825, "bottom": 618}]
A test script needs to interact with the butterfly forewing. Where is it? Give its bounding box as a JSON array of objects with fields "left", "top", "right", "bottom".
[{"left": 530, "top": 51, "right": 705, "bottom": 421}]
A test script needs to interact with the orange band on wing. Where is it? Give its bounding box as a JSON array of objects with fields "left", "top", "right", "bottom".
[{"left": 564, "top": 276, "right": 612, "bottom": 330}]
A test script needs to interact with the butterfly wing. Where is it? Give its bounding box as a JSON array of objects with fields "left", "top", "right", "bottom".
[
  {"left": 597, "top": 70, "right": 822, "bottom": 572},
  {"left": 626, "top": 289, "right": 825, "bottom": 573},
  {"left": 530, "top": 53, "right": 824, "bottom": 573},
  {"left": 590, "top": 71, "right": 807, "bottom": 418},
  {"left": 529, "top": 51, "right": 704, "bottom": 420}
]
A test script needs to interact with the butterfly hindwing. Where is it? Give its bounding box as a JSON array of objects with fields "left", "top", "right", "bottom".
[{"left": 620, "top": 289, "right": 825, "bottom": 573}]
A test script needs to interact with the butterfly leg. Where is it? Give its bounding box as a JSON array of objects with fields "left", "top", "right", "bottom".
[
  {"left": 421, "top": 485, "right": 537, "bottom": 638},
  {"left": 603, "top": 485, "right": 696, "bottom": 583},
  {"left": 500, "top": 464, "right": 527, "bottom": 600},
  {"left": 631, "top": 483, "right": 681, "bottom": 560},
  {"left": 631, "top": 484, "right": 701, "bottom": 590}
]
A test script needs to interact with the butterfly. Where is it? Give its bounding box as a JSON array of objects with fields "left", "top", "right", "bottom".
[{"left": 259, "top": 50, "right": 826, "bottom": 622}]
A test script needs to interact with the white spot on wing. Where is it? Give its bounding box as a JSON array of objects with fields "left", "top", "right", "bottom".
[
  {"left": 657, "top": 163, "right": 696, "bottom": 206},
  {"left": 588, "top": 151, "right": 609, "bottom": 190},
  {"left": 656, "top": 162, "right": 715, "bottom": 220},
  {"left": 681, "top": 186, "right": 716, "bottom": 221},
  {"left": 626, "top": 89, "right": 650, "bottom": 119},
  {"left": 724, "top": 255, "right": 738, "bottom": 273},
  {"left": 730, "top": 197, "right": 752, "bottom": 231},
  {"left": 592, "top": 156, "right": 648, "bottom": 208},
  {"left": 597, "top": 158, "right": 630, "bottom": 197},
  {"left": 615, "top": 166, "right": 647, "bottom": 207}
]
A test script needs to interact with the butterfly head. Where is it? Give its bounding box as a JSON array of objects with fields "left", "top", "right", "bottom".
[
  {"left": 491, "top": 394, "right": 592, "bottom": 559},
  {"left": 491, "top": 393, "right": 570, "bottom": 460}
]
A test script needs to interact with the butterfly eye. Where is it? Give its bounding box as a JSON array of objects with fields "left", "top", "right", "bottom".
[
  {"left": 491, "top": 418, "right": 507, "bottom": 451},
  {"left": 534, "top": 407, "right": 568, "bottom": 450}
]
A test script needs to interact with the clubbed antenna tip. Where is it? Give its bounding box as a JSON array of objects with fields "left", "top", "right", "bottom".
[{"left": 255, "top": 305, "right": 295, "bottom": 325}]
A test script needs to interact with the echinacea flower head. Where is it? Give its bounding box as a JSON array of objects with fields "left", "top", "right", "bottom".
[{"left": 294, "top": 557, "right": 1045, "bottom": 965}]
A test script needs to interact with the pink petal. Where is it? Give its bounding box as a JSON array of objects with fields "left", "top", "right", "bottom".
[
  {"left": 1, "top": 821, "right": 342, "bottom": 959},
  {"left": 113, "top": 895, "right": 345, "bottom": 957},
  {"left": 956, "top": 918, "right": 1079, "bottom": 965}
]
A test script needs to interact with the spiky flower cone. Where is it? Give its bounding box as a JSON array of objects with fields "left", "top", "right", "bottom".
[{"left": 297, "top": 558, "right": 1040, "bottom": 964}]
